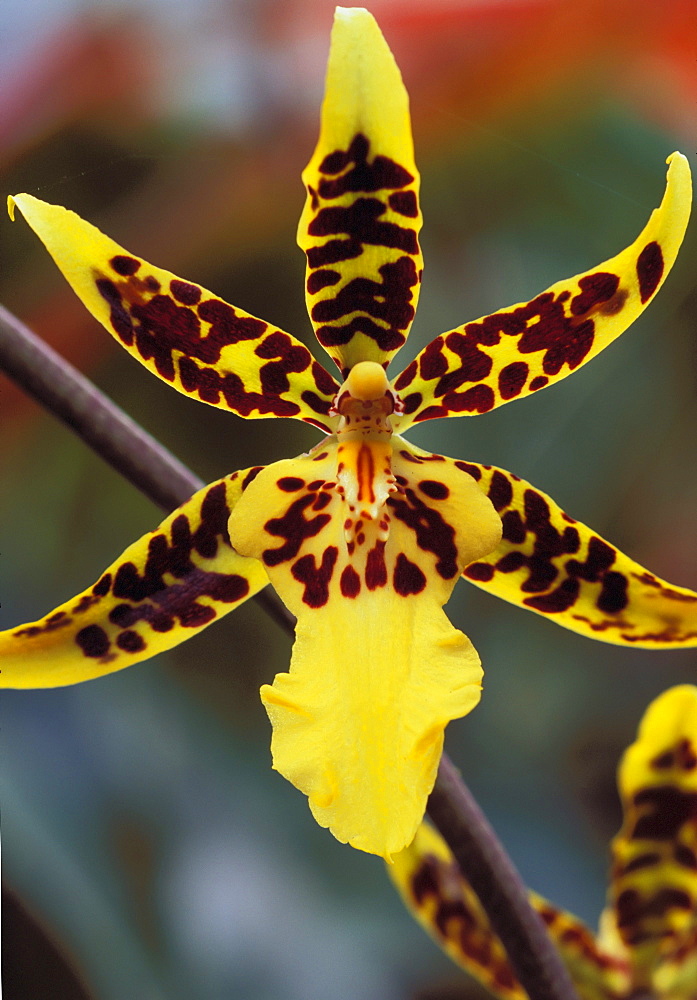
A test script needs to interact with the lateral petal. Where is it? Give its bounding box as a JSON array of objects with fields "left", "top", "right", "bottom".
[
  {"left": 390, "top": 822, "right": 631, "bottom": 1000},
  {"left": 228, "top": 440, "right": 501, "bottom": 858},
  {"left": 297, "top": 7, "right": 423, "bottom": 378},
  {"left": 601, "top": 685, "right": 697, "bottom": 994},
  {"left": 393, "top": 153, "right": 691, "bottom": 430},
  {"left": 0, "top": 469, "right": 268, "bottom": 687},
  {"left": 8, "top": 194, "right": 339, "bottom": 431},
  {"left": 461, "top": 464, "right": 697, "bottom": 647}
]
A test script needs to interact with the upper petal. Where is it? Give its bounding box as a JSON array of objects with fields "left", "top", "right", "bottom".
[
  {"left": 393, "top": 153, "right": 691, "bottom": 430},
  {"left": 601, "top": 686, "right": 697, "bottom": 994},
  {"left": 461, "top": 463, "right": 697, "bottom": 648},
  {"left": 0, "top": 469, "right": 268, "bottom": 687},
  {"left": 297, "top": 7, "right": 423, "bottom": 378},
  {"left": 9, "top": 194, "right": 340, "bottom": 431},
  {"left": 228, "top": 439, "right": 501, "bottom": 858}
]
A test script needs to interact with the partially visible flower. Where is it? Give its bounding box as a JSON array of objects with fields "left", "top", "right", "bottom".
[
  {"left": 390, "top": 685, "right": 697, "bottom": 1000},
  {"left": 1, "top": 7, "right": 695, "bottom": 860}
]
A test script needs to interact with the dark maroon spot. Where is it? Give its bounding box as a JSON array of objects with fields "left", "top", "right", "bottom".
[
  {"left": 637, "top": 241, "right": 664, "bottom": 303},
  {"left": 388, "top": 190, "right": 418, "bottom": 217},
  {"left": 292, "top": 546, "right": 338, "bottom": 608},
  {"left": 262, "top": 494, "right": 331, "bottom": 567},
  {"left": 170, "top": 279, "right": 201, "bottom": 305},
  {"left": 621, "top": 853, "right": 660, "bottom": 874},
  {"left": 307, "top": 269, "right": 341, "bottom": 294},
  {"left": 93, "top": 574, "right": 112, "bottom": 597},
  {"left": 110, "top": 255, "right": 140, "bottom": 276},
  {"left": 278, "top": 477, "right": 305, "bottom": 492},
  {"left": 418, "top": 480, "right": 449, "bottom": 500},
  {"left": 241, "top": 466, "right": 264, "bottom": 491},
  {"left": 487, "top": 471, "right": 513, "bottom": 512},
  {"left": 529, "top": 376, "right": 548, "bottom": 391},
  {"left": 340, "top": 565, "right": 361, "bottom": 598},
  {"left": 631, "top": 786, "right": 697, "bottom": 840},
  {"left": 365, "top": 541, "right": 388, "bottom": 590},
  {"left": 597, "top": 571, "right": 629, "bottom": 613},
  {"left": 394, "top": 359, "right": 417, "bottom": 391},
  {"left": 388, "top": 489, "right": 458, "bottom": 579},
  {"left": 401, "top": 392, "right": 423, "bottom": 415},
  {"left": 419, "top": 338, "right": 447, "bottom": 381},
  {"left": 393, "top": 554, "right": 426, "bottom": 596},
  {"left": 501, "top": 510, "right": 526, "bottom": 544},
  {"left": 454, "top": 461, "right": 482, "bottom": 481},
  {"left": 446, "top": 384, "right": 495, "bottom": 414},
  {"left": 496, "top": 552, "right": 526, "bottom": 573},
  {"left": 524, "top": 579, "right": 580, "bottom": 613},
  {"left": 569, "top": 272, "right": 620, "bottom": 316},
  {"left": 116, "top": 630, "right": 146, "bottom": 653},
  {"left": 498, "top": 361, "right": 528, "bottom": 400},
  {"left": 317, "top": 134, "right": 414, "bottom": 198},
  {"left": 675, "top": 844, "right": 697, "bottom": 869},
  {"left": 76, "top": 624, "right": 110, "bottom": 658}
]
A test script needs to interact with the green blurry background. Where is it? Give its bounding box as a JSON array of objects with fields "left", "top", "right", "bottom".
[{"left": 1, "top": 1, "right": 696, "bottom": 997}]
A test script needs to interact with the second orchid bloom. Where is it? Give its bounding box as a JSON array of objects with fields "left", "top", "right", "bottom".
[{"left": 2, "top": 7, "right": 696, "bottom": 859}]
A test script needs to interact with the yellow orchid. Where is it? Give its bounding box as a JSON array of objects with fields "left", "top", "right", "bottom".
[
  {"left": 2, "top": 7, "right": 696, "bottom": 861},
  {"left": 390, "top": 685, "right": 697, "bottom": 1000}
]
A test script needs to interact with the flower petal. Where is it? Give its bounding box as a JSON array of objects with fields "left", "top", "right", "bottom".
[
  {"left": 8, "top": 194, "right": 340, "bottom": 431},
  {"left": 393, "top": 152, "right": 691, "bottom": 429},
  {"left": 228, "top": 440, "right": 501, "bottom": 858},
  {"left": 462, "top": 464, "right": 697, "bottom": 647},
  {"left": 297, "top": 7, "right": 423, "bottom": 378},
  {"left": 390, "top": 822, "right": 631, "bottom": 1000},
  {"left": 602, "top": 686, "right": 697, "bottom": 993},
  {"left": 0, "top": 470, "right": 268, "bottom": 687}
]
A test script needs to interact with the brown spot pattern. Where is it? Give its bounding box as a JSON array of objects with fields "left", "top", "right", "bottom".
[
  {"left": 462, "top": 464, "right": 697, "bottom": 646},
  {"left": 395, "top": 258, "right": 644, "bottom": 425},
  {"left": 301, "top": 133, "right": 422, "bottom": 373},
  {"left": 94, "top": 257, "right": 338, "bottom": 426}
]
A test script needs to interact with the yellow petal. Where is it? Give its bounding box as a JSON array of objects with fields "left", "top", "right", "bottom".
[
  {"left": 297, "top": 7, "right": 423, "bottom": 377},
  {"left": 393, "top": 152, "right": 691, "bottom": 429},
  {"left": 228, "top": 439, "right": 501, "bottom": 858},
  {"left": 602, "top": 686, "right": 697, "bottom": 992},
  {"left": 0, "top": 470, "right": 268, "bottom": 687},
  {"left": 8, "top": 194, "right": 339, "bottom": 431},
  {"left": 461, "top": 463, "right": 697, "bottom": 648},
  {"left": 390, "top": 822, "right": 630, "bottom": 1000}
]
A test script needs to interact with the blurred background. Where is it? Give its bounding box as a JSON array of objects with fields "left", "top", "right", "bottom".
[{"left": 1, "top": 0, "right": 697, "bottom": 997}]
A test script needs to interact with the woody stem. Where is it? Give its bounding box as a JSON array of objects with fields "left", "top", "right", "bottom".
[{"left": 0, "top": 304, "right": 578, "bottom": 1000}]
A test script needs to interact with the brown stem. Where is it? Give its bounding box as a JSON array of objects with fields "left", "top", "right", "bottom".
[
  {"left": 0, "top": 304, "right": 577, "bottom": 1000},
  {"left": 428, "top": 756, "right": 579, "bottom": 1000}
]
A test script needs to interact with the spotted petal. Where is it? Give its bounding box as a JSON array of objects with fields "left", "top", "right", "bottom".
[
  {"left": 390, "top": 822, "right": 631, "bottom": 1000},
  {"left": 8, "top": 195, "right": 340, "bottom": 431},
  {"left": 462, "top": 464, "right": 697, "bottom": 647},
  {"left": 297, "top": 7, "right": 423, "bottom": 378},
  {"left": 393, "top": 152, "right": 691, "bottom": 429},
  {"left": 228, "top": 439, "right": 501, "bottom": 858},
  {"left": 601, "top": 685, "right": 697, "bottom": 995},
  {"left": 0, "top": 470, "right": 268, "bottom": 687}
]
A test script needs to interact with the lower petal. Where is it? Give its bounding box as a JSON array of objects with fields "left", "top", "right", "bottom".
[
  {"left": 0, "top": 469, "right": 268, "bottom": 687},
  {"left": 229, "top": 440, "right": 501, "bottom": 858},
  {"left": 462, "top": 464, "right": 697, "bottom": 647}
]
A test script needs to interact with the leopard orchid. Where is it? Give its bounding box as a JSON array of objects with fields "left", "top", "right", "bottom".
[
  {"left": 2, "top": 7, "right": 696, "bottom": 860},
  {"left": 390, "top": 685, "right": 697, "bottom": 1000}
]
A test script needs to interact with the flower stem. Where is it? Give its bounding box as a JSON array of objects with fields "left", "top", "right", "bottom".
[
  {"left": 0, "top": 305, "right": 578, "bottom": 1000},
  {"left": 428, "top": 755, "right": 579, "bottom": 1000}
]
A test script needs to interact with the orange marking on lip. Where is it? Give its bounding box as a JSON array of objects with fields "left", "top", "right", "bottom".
[{"left": 357, "top": 444, "right": 376, "bottom": 505}]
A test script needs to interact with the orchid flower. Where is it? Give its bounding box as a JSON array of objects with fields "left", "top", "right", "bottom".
[
  {"left": 2, "top": 7, "right": 695, "bottom": 861},
  {"left": 390, "top": 685, "right": 697, "bottom": 1000}
]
